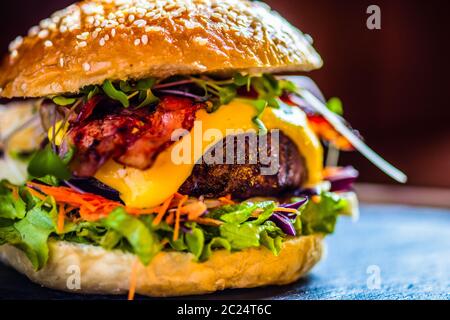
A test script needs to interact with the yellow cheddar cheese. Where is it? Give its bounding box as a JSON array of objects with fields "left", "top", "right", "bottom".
[{"left": 92, "top": 100, "right": 323, "bottom": 208}]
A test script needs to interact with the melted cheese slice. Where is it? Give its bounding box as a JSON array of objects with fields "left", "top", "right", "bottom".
[{"left": 95, "top": 100, "right": 323, "bottom": 208}]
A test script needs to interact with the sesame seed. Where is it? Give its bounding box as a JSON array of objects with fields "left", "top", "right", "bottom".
[
  {"left": 86, "top": 16, "right": 95, "bottom": 24},
  {"left": 128, "top": 14, "right": 135, "bottom": 22},
  {"left": 59, "top": 57, "right": 64, "bottom": 67},
  {"left": 77, "top": 41, "right": 87, "bottom": 48},
  {"left": 8, "top": 36, "right": 23, "bottom": 52},
  {"left": 44, "top": 40, "right": 53, "bottom": 47},
  {"left": 99, "top": 38, "right": 106, "bottom": 46},
  {"left": 76, "top": 32, "right": 90, "bottom": 40},
  {"left": 104, "top": 34, "right": 110, "bottom": 41},
  {"left": 165, "top": 3, "right": 177, "bottom": 11},
  {"left": 136, "top": 8, "right": 147, "bottom": 17},
  {"left": 21, "top": 83, "right": 27, "bottom": 92},
  {"left": 60, "top": 25, "right": 68, "bottom": 33},
  {"left": 141, "top": 34, "right": 148, "bottom": 45},
  {"left": 145, "top": 25, "right": 164, "bottom": 33},
  {"left": 28, "top": 26, "right": 40, "bottom": 37},
  {"left": 38, "top": 29, "right": 49, "bottom": 39},
  {"left": 82, "top": 62, "right": 91, "bottom": 72},
  {"left": 118, "top": 17, "right": 125, "bottom": 23},
  {"left": 194, "top": 37, "right": 208, "bottom": 46},
  {"left": 111, "top": 28, "right": 116, "bottom": 37},
  {"left": 134, "top": 19, "right": 146, "bottom": 27},
  {"left": 10, "top": 50, "right": 18, "bottom": 59},
  {"left": 134, "top": 39, "right": 141, "bottom": 46},
  {"left": 39, "top": 18, "right": 51, "bottom": 29}
]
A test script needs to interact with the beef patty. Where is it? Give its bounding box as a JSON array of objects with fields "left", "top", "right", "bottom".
[{"left": 179, "top": 132, "right": 307, "bottom": 199}]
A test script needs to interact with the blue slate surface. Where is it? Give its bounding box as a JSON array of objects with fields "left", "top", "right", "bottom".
[{"left": 0, "top": 204, "right": 449, "bottom": 300}]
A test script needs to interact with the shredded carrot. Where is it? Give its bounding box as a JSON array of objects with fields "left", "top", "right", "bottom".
[
  {"left": 274, "top": 207, "right": 299, "bottom": 214},
  {"left": 65, "top": 206, "right": 76, "bottom": 212},
  {"left": 57, "top": 204, "right": 65, "bottom": 233},
  {"left": 160, "top": 238, "right": 170, "bottom": 246},
  {"left": 127, "top": 259, "right": 139, "bottom": 301},
  {"left": 251, "top": 208, "right": 264, "bottom": 217},
  {"left": 26, "top": 187, "right": 47, "bottom": 201},
  {"left": 174, "top": 192, "right": 185, "bottom": 199},
  {"left": 218, "top": 194, "right": 235, "bottom": 205},
  {"left": 173, "top": 195, "right": 188, "bottom": 241},
  {"left": 192, "top": 217, "right": 223, "bottom": 227},
  {"left": 181, "top": 201, "right": 208, "bottom": 220},
  {"left": 26, "top": 182, "right": 157, "bottom": 221},
  {"left": 9, "top": 185, "right": 19, "bottom": 200},
  {"left": 323, "top": 166, "right": 341, "bottom": 178},
  {"left": 152, "top": 195, "right": 174, "bottom": 226},
  {"left": 165, "top": 212, "right": 175, "bottom": 225},
  {"left": 312, "top": 195, "right": 321, "bottom": 204}
]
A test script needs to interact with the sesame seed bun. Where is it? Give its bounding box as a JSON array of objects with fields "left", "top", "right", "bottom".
[
  {"left": 0, "top": 235, "right": 323, "bottom": 297},
  {"left": 0, "top": 0, "right": 322, "bottom": 98}
]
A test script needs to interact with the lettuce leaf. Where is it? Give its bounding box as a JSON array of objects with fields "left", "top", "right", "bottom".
[
  {"left": 219, "top": 223, "right": 261, "bottom": 250},
  {"left": 101, "top": 208, "right": 160, "bottom": 265},
  {"left": 0, "top": 181, "right": 26, "bottom": 220},
  {"left": 185, "top": 227, "right": 205, "bottom": 260},
  {"left": 260, "top": 230, "right": 283, "bottom": 256},
  {"left": 200, "top": 237, "right": 231, "bottom": 261},
  {"left": 300, "top": 192, "right": 349, "bottom": 235},
  {"left": 13, "top": 202, "right": 57, "bottom": 269},
  {"left": 0, "top": 179, "right": 350, "bottom": 270}
]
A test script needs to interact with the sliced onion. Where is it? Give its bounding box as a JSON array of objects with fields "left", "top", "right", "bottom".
[{"left": 269, "top": 213, "right": 296, "bottom": 236}]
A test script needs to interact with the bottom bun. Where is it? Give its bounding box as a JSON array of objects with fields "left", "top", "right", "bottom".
[{"left": 0, "top": 235, "right": 323, "bottom": 297}]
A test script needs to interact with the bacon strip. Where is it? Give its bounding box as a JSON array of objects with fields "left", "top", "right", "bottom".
[{"left": 67, "top": 96, "right": 200, "bottom": 177}]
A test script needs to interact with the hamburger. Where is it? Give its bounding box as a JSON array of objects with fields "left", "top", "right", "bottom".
[{"left": 0, "top": 0, "right": 405, "bottom": 298}]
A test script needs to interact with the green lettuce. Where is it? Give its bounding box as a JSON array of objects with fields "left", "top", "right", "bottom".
[
  {"left": 0, "top": 179, "right": 350, "bottom": 270},
  {"left": 101, "top": 208, "right": 160, "bottom": 265},
  {"left": 200, "top": 237, "right": 231, "bottom": 261},
  {"left": 0, "top": 181, "right": 26, "bottom": 220},
  {"left": 0, "top": 196, "right": 57, "bottom": 270},
  {"left": 300, "top": 192, "right": 349, "bottom": 235}
]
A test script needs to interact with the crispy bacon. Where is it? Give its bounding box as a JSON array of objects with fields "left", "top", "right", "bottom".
[
  {"left": 67, "top": 96, "right": 200, "bottom": 177},
  {"left": 75, "top": 95, "right": 103, "bottom": 123}
]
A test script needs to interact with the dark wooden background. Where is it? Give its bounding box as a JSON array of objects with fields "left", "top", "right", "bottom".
[{"left": 0, "top": 0, "right": 449, "bottom": 188}]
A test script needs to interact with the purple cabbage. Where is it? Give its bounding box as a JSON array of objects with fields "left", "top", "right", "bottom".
[
  {"left": 269, "top": 213, "right": 296, "bottom": 236},
  {"left": 66, "top": 178, "right": 121, "bottom": 202},
  {"left": 293, "top": 187, "right": 321, "bottom": 197},
  {"left": 326, "top": 166, "right": 359, "bottom": 192},
  {"left": 280, "top": 197, "right": 308, "bottom": 210},
  {"left": 155, "top": 89, "right": 205, "bottom": 101}
]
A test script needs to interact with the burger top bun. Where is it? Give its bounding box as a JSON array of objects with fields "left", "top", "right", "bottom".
[{"left": 0, "top": 0, "right": 323, "bottom": 98}]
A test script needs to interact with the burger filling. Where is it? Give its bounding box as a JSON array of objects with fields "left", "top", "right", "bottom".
[{"left": 0, "top": 74, "right": 358, "bottom": 270}]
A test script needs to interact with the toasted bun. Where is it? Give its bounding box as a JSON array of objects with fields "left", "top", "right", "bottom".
[
  {"left": 0, "top": 235, "right": 323, "bottom": 297},
  {"left": 0, "top": 0, "right": 322, "bottom": 98}
]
